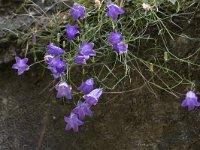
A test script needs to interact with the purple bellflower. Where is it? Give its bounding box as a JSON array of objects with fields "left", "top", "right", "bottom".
[
  {"left": 83, "top": 88, "right": 103, "bottom": 106},
  {"left": 108, "top": 32, "right": 123, "bottom": 45},
  {"left": 106, "top": 2, "right": 125, "bottom": 21},
  {"left": 44, "top": 55, "right": 54, "bottom": 64},
  {"left": 77, "top": 78, "right": 94, "bottom": 94},
  {"left": 78, "top": 41, "right": 96, "bottom": 57},
  {"left": 69, "top": 3, "right": 85, "bottom": 20},
  {"left": 47, "top": 57, "right": 66, "bottom": 79},
  {"left": 55, "top": 82, "right": 72, "bottom": 99},
  {"left": 113, "top": 42, "right": 127, "bottom": 54},
  {"left": 74, "top": 55, "right": 89, "bottom": 65},
  {"left": 74, "top": 41, "right": 96, "bottom": 65},
  {"left": 64, "top": 113, "right": 84, "bottom": 132},
  {"left": 73, "top": 101, "right": 92, "bottom": 120},
  {"left": 47, "top": 43, "right": 64, "bottom": 55},
  {"left": 65, "top": 24, "right": 79, "bottom": 40},
  {"left": 181, "top": 91, "right": 200, "bottom": 111},
  {"left": 12, "top": 56, "right": 29, "bottom": 75}
]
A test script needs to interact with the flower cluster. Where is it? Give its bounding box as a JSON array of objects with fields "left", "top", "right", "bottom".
[
  {"left": 11, "top": 1, "right": 200, "bottom": 134},
  {"left": 12, "top": 2, "right": 126, "bottom": 76},
  {"left": 108, "top": 32, "right": 127, "bottom": 54},
  {"left": 11, "top": 2, "right": 126, "bottom": 133},
  {"left": 64, "top": 78, "right": 103, "bottom": 132},
  {"left": 43, "top": 43, "right": 66, "bottom": 79},
  {"left": 181, "top": 91, "right": 200, "bottom": 111},
  {"left": 105, "top": 3, "right": 127, "bottom": 55}
]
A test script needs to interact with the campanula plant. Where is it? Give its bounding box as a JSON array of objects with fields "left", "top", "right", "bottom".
[
  {"left": 74, "top": 41, "right": 96, "bottom": 65},
  {"left": 78, "top": 78, "right": 94, "bottom": 95},
  {"left": 106, "top": 2, "right": 125, "bottom": 20},
  {"left": 72, "top": 100, "right": 93, "bottom": 120},
  {"left": 65, "top": 24, "right": 79, "bottom": 40},
  {"left": 12, "top": 57, "right": 29, "bottom": 75},
  {"left": 12, "top": 0, "right": 200, "bottom": 134},
  {"left": 64, "top": 113, "right": 84, "bottom": 132},
  {"left": 181, "top": 91, "right": 200, "bottom": 111},
  {"left": 107, "top": 32, "right": 127, "bottom": 54},
  {"left": 108, "top": 32, "right": 123, "bottom": 45},
  {"left": 64, "top": 78, "right": 103, "bottom": 132},
  {"left": 46, "top": 57, "right": 66, "bottom": 79},
  {"left": 69, "top": 3, "right": 85, "bottom": 20},
  {"left": 46, "top": 43, "right": 64, "bottom": 55},
  {"left": 83, "top": 88, "right": 103, "bottom": 106},
  {"left": 55, "top": 82, "right": 72, "bottom": 99}
]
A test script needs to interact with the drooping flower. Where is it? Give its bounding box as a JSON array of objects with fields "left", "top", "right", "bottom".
[
  {"left": 113, "top": 42, "right": 128, "bottom": 54},
  {"left": 106, "top": 2, "right": 125, "bottom": 21},
  {"left": 78, "top": 41, "right": 96, "bottom": 57},
  {"left": 44, "top": 55, "right": 54, "bottom": 64},
  {"left": 73, "top": 101, "right": 93, "bottom": 120},
  {"left": 74, "top": 41, "right": 96, "bottom": 65},
  {"left": 55, "top": 82, "right": 72, "bottom": 99},
  {"left": 47, "top": 57, "right": 66, "bottom": 79},
  {"left": 108, "top": 32, "right": 123, "bottom": 45},
  {"left": 46, "top": 43, "right": 64, "bottom": 55},
  {"left": 64, "top": 113, "right": 84, "bottom": 132},
  {"left": 12, "top": 56, "right": 29, "bottom": 75},
  {"left": 74, "top": 55, "right": 89, "bottom": 65},
  {"left": 83, "top": 88, "right": 103, "bottom": 106},
  {"left": 77, "top": 78, "right": 94, "bottom": 94},
  {"left": 69, "top": 3, "right": 85, "bottom": 20},
  {"left": 65, "top": 24, "right": 79, "bottom": 40},
  {"left": 181, "top": 91, "right": 200, "bottom": 111}
]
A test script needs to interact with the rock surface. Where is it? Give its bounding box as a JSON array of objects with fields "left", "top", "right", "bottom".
[{"left": 1, "top": 63, "right": 200, "bottom": 150}]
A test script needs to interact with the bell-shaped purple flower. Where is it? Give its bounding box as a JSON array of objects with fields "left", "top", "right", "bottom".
[
  {"left": 78, "top": 41, "right": 96, "bottom": 57},
  {"left": 69, "top": 3, "right": 85, "bottom": 20},
  {"left": 12, "top": 56, "right": 29, "bottom": 75},
  {"left": 74, "top": 41, "right": 96, "bottom": 65},
  {"left": 64, "top": 113, "right": 84, "bottom": 132},
  {"left": 83, "top": 88, "right": 103, "bottom": 106},
  {"left": 106, "top": 2, "right": 125, "bottom": 21},
  {"left": 44, "top": 55, "right": 54, "bottom": 64},
  {"left": 108, "top": 32, "right": 123, "bottom": 45},
  {"left": 46, "top": 43, "right": 64, "bottom": 55},
  {"left": 77, "top": 78, "right": 94, "bottom": 94},
  {"left": 65, "top": 24, "right": 79, "bottom": 40},
  {"left": 47, "top": 57, "right": 66, "bottom": 79},
  {"left": 74, "top": 55, "right": 89, "bottom": 65},
  {"left": 55, "top": 82, "right": 72, "bottom": 99},
  {"left": 181, "top": 91, "right": 200, "bottom": 111},
  {"left": 73, "top": 101, "right": 92, "bottom": 120},
  {"left": 113, "top": 42, "right": 127, "bottom": 54}
]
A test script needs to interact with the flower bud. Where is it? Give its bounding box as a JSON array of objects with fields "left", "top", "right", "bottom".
[
  {"left": 142, "top": 3, "right": 152, "bottom": 12},
  {"left": 95, "top": 0, "right": 102, "bottom": 9}
]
